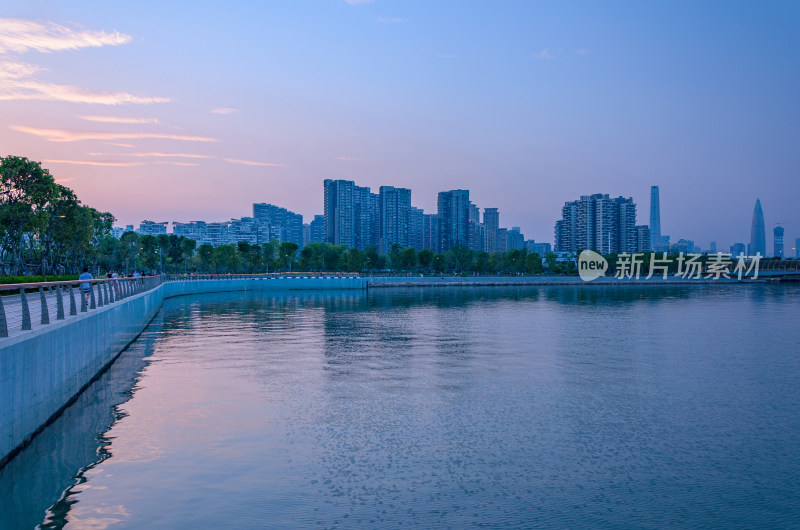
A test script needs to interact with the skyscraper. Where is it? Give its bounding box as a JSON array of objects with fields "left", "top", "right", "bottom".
[
  {"left": 409, "top": 206, "right": 424, "bottom": 250},
  {"left": 483, "top": 208, "right": 499, "bottom": 252},
  {"left": 323, "top": 179, "right": 355, "bottom": 247},
  {"left": 650, "top": 186, "right": 661, "bottom": 251},
  {"left": 423, "top": 214, "right": 440, "bottom": 252},
  {"left": 774, "top": 226, "right": 784, "bottom": 257},
  {"left": 379, "top": 186, "right": 411, "bottom": 252},
  {"left": 749, "top": 198, "right": 766, "bottom": 256},
  {"left": 437, "top": 190, "right": 471, "bottom": 251},
  {"left": 309, "top": 215, "right": 325, "bottom": 244}
]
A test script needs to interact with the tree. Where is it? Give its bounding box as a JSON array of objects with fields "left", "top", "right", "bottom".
[
  {"left": 365, "top": 245, "right": 380, "bottom": 271},
  {"left": 118, "top": 231, "right": 140, "bottom": 273},
  {"left": 262, "top": 239, "right": 279, "bottom": 273},
  {"left": 345, "top": 248, "right": 364, "bottom": 272},
  {"left": 450, "top": 244, "right": 473, "bottom": 273},
  {"left": 389, "top": 243, "right": 403, "bottom": 271},
  {"left": 0, "top": 156, "right": 59, "bottom": 274},
  {"left": 400, "top": 247, "right": 417, "bottom": 270},
  {"left": 197, "top": 244, "right": 215, "bottom": 272},
  {"left": 432, "top": 253, "right": 447, "bottom": 273},
  {"left": 544, "top": 252, "right": 558, "bottom": 272},
  {"left": 213, "top": 244, "right": 240, "bottom": 272},
  {"left": 475, "top": 251, "right": 490, "bottom": 273},
  {"left": 417, "top": 248, "right": 433, "bottom": 271},
  {"left": 279, "top": 241, "right": 298, "bottom": 271},
  {"left": 526, "top": 252, "right": 543, "bottom": 274}
]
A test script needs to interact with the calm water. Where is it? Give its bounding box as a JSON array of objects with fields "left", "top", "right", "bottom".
[{"left": 2, "top": 285, "right": 800, "bottom": 529}]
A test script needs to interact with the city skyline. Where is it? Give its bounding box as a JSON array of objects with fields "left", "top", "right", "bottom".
[
  {"left": 0, "top": 2, "right": 797, "bottom": 247},
  {"left": 123, "top": 177, "right": 794, "bottom": 257}
]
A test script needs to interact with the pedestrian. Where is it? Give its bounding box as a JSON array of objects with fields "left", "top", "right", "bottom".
[{"left": 79, "top": 267, "right": 93, "bottom": 304}]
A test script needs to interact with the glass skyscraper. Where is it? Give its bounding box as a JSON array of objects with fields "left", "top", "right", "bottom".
[{"left": 749, "top": 198, "right": 766, "bottom": 257}]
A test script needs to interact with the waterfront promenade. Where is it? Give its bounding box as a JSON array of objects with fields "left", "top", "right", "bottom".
[{"left": 0, "top": 275, "right": 365, "bottom": 467}]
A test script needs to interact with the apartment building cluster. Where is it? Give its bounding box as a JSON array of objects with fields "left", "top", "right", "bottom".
[
  {"left": 169, "top": 203, "right": 304, "bottom": 248},
  {"left": 554, "top": 193, "right": 650, "bottom": 254},
  {"left": 319, "top": 179, "right": 534, "bottom": 254}
]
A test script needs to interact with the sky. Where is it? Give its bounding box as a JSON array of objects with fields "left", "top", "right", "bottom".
[{"left": 0, "top": 0, "right": 798, "bottom": 251}]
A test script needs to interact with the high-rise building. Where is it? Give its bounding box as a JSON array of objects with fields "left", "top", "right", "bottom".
[
  {"left": 409, "top": 206, "right": 424, "bottom": 250},
  {"left": 205, "top": 222, "right": 230, "bottom": 247},
  {"left": 555, "top": 202, "right": 577, "bottom": 253},
  {"left": 323, "top": 179, "right": 355, "bottom": 247},
  {"left": 671, "top": 239, "right": 695, "bottom": 254},
  {"left": 636, "top": 225, "right": 651, "bottom": 253},
  {"left": 437, "top": 190, "right": 471, "bottom": 251},
  {"left": 354, "top": 185, "right": 378, "bottom": 250},
  {"left": 774, "top": 226, "right": 784, "bottom": 257},
  {"left": 496, "top": 228, "right": 508, "bottom": 253},
  {"left": 650, "top": 186, "right": 661, "bottom": 251},
  {"left": 483, "top": 208, "right": 499, "bottom": 252},
  {"left": 229, "top": 217, "right": 260, "bottom": 246},
  {"left": 423, "top": 214, "right": 440, "bottom": 252},
  {"left": 309, "top": 215, "right": 325, "bottom": 244},
  {"left": 525, "top": 241, "right": 551, "bottom": 256},
  {"left": 749, "top": 198, "right": 766, "bottom": 256},
  {"left": 554, "top": 194, "right": 638, "bottom": 254},
  {"left": 710, "top": 241, "right": 717, "bottom": 253},
  {"left": 730, "top": 243, "right": 746, "bottom": 257},
  {"left": 796, "top": 238, "right": 800, "bottom": 259},
  {"left": 507, "top": 227, "right": 525, "bottom": 251},
  {"left": 253, "top": 203, "right": 303, "bottom": 247},
  {"left": 323, "top": 180, "right": 378, "bottom": 250},
  {"left": 379, "top": 186, "right": 411, "bottom": 252},
  {"left": 616, "top": 197, "right": 637, "bottom": 254},
  {"left": 173, "top": 221, "right": 209, "bottom": 244}
]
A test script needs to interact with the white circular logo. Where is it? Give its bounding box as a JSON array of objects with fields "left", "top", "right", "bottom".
[{"left": 578, "top": 250, "right": 608, "bottom": 281}]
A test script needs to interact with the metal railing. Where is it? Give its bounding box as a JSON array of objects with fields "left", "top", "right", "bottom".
[
  {"left": 0, "top": 272, "right": 365, "bottom": 339},
  {"left": 0, "top": 276, "right": 163, "bottom": 338}
]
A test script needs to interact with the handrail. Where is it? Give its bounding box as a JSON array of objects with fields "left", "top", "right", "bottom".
[
  {"left": 0, "top": 277, "right": 146, "bottom": 291},
  {"left": 0, "top": 275, "right": 164, "bottom": 338}
]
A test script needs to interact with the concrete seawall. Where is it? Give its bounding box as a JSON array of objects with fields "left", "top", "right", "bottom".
[{"left": 0, "top": 277, "right": 365, "bottom": 466}]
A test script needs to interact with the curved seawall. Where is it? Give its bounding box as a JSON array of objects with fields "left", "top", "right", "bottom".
[{"left": 0, "top": 277, "right": 365, "bottom": 466}]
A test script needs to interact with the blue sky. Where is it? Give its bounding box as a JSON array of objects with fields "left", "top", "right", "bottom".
[{"left": 0, "top": 0, "right": 798, "bottom": 251}]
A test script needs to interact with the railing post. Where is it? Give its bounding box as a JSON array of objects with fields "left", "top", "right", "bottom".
[
  {"left": 97, "top": 283, "right": 104, "bottom": 308},
  {"left": 21, "top": 289, "right": 31, "bottom": 330},
  {"left": 108, "top": 281, "right": 115, "bottom": 303},
  {"left": 89, "top": 284, "right": 96, "bottom": 310},
  {"left": 0, "top": 294, "right": 8, "bottom": 337},
  {"left": 56, "top": 285, "right": 65, "bottom": 320},
  {"left": 69, "top": 284, "right": 77, "bottom": 315},
  {"left": 39, "top": 286, "right": 50, "bottom": 325},
  {"left": 80, "top": 285, "right": 87, "bottom": 312}
]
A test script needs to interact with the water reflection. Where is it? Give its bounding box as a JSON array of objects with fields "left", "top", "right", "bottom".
[
  {"left": 0, "top": 316, "right": 162, "bottom": 530},
  {"left": 0, "top": 285, "right": 798, "bottom": 528}
]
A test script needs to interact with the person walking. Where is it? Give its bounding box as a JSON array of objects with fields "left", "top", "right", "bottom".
[{"left": 79, "top": 267, "right": 93, "bottom": 304}]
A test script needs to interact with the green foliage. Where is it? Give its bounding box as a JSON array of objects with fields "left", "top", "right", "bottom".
[
  {"left": 0, "top": 156, "right": 116, "bottom": 275},
  {"left": 0, "top": 274, "right": 79, "bottom": 284}
]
